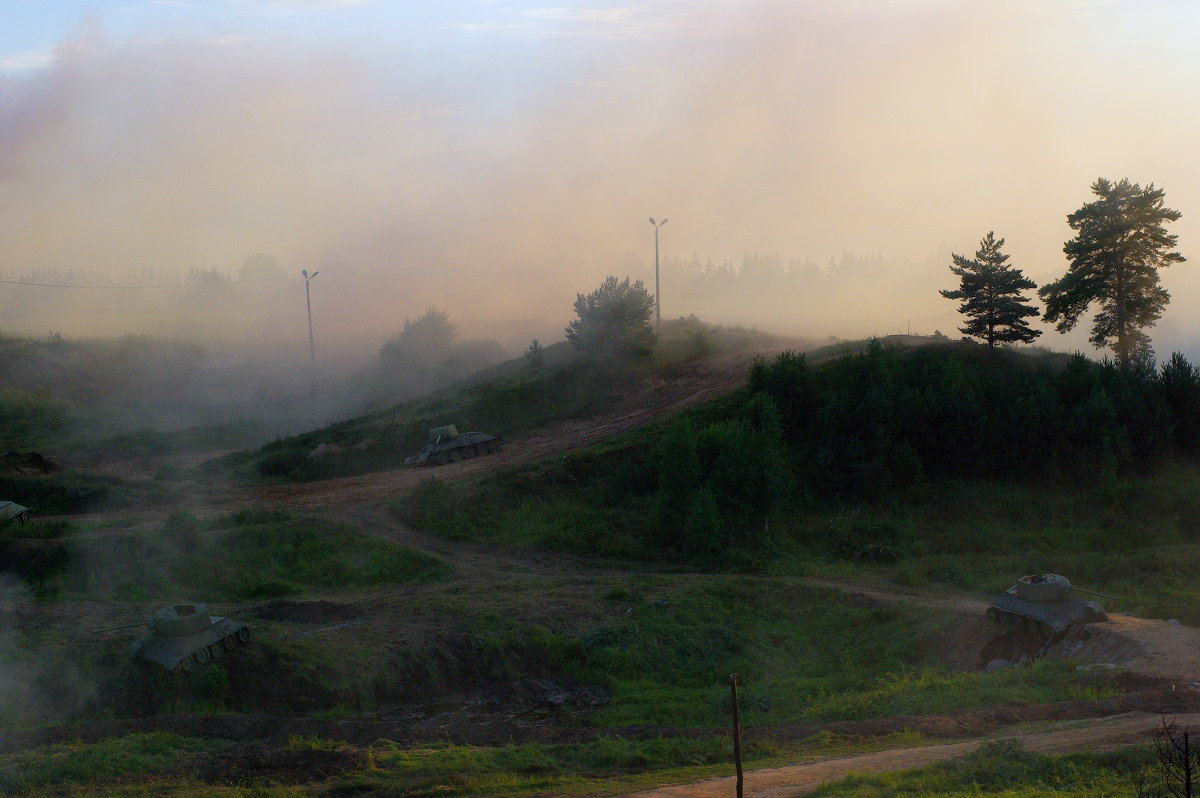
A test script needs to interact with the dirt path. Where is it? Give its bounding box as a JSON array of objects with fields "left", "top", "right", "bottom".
[
  {"left": 251, "top": 349, "right": 770, "bottom": 510},
  {"left": 625, "top": 710, "right": 1199, "bottom": 798},
  {"left": 798, "top": 576, "right": 1200, "bottom": 685}
]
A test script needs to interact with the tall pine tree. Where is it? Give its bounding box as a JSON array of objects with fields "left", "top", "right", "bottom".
[
  {"left": 1040, "top": 178, "right": 1185, "bottom": 367},
  {"left": 941, "top": 231, "right": 1042, "bottom": 348}
]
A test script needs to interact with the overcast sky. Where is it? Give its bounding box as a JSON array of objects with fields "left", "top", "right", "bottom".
[{"left": 2, "top": 0, "right": 1198, "bottom": 355}]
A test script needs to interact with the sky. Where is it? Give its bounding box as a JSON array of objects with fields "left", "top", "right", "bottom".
[{"left": 2, "top": 0, "right": 1199, "bottom": 357}]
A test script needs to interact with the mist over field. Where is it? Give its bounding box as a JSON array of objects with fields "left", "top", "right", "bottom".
[
  {"left": 12, "top": 7, "right": 1200, "bottom": 794},
  {"left": 1, "top": 0, "right": 1198, "bottom": 362}
]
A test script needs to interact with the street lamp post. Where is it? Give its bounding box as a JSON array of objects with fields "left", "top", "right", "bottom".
[
  {"left": 649, "top": 217, "right": 668, "bottom": 331},
  {"left": 301, "top": 269, "right": 319, "bottom": 378}
]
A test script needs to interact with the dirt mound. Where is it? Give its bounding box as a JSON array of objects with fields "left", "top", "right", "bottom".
[
  {"left": 940, "top": 619, "right": 1151, "bottom": 671},
  {"left": 252, "top": 600, "right": 360, "bottom": 623}
]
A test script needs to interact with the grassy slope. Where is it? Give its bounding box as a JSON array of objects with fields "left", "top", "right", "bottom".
[
  {"left": 6, "top": 336, "right": 1189, "bottom": 796},
  {"left": 397, "top": 339, "right": 1200, "bottom": 621},
  {"left": 215, "top": 319, "right": 784, "bottom": 483},
  {"left": 0, "top": 335, "right": 265, "bottom": 453}
]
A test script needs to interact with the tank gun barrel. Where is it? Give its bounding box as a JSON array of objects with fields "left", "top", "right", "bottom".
[{"left": 93, "top": 621, "right": 146, "bottom": 634}]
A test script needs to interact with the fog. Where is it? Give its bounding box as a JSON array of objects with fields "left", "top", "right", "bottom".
[{"left": 2, "top": 1, "right": 1199, "bottom": 362}]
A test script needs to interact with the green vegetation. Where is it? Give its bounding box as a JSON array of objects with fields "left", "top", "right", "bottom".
[
  {"left": 0, "top": 469, "right": 139, "bottom": 515},
  {"left": 941, "top": 231, "right": 1042, "bottom": 348},
  {"left": 1042, "top": 177, "right": 1184, "bottom": 366},
  {"left": 558, "top": 581, "right": 1114, "bottom": 728},
  {"left": 0, "top": 389, "right": 74, "bottom": 450},
  {"left": 85, "top": 509, "right": 451, "bottom": 601},
  {"left": 810, "top": 738, "right": 1150, "bottom": 798},
  {"left": 565, "top": 275, "right": 657, "bottom": 359},
  {"left": 0, "top": 729, "right": 936, "bottom": 797},
  {"left": 0, "top": 732, "right": 220, "bottom": 796},
  {"left": 0, "top": 732, "right": 1159, "bottom": 797},
  {"left": 332, "top": 736, "right": 765, "bottom": 796},
  {"left": 400, "top": 342, "right": 1200, "bottom": 579},
  {"left": 0, "top": 333, "right": 271, "bottom": 453},
  {"left": 0, "top": 520, "right": 77, "bottom": 596},
  {"left": 223, "top": 317, "right": 780, "bottom": 483},
  {"left": 13, "top": 509, "right": 448, "bottom": 603}
]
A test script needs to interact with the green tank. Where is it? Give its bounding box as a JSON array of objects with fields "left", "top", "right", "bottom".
[
  {"left": 128, "top": 604, "right": 250, "bottom": 672},
  {"left": 404, "top": 424, "right": 505, "bottom": 466},
  {"left": 986, "top": 574, "right": 1108, "bottom": 636}
]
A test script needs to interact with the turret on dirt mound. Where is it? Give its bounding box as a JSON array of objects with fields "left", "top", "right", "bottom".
[
  {"left": 125, "top": 604, "right": 250, "bottom": 673},
  {"left": 404, "top": 425, "right": 505, "bottom": 466},
  {"left": 986, "top": 574, "right": 1108, "bottom": 636}
]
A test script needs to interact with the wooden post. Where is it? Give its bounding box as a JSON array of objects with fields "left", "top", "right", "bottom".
[
  {"left": 1186, "top": 730, "right": 1192, "bottom": 798},
  {"left": 730, "top": 673, "right": 744, "bottom": 798}
]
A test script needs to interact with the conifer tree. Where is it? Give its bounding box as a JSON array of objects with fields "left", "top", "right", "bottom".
[
  {"left": 1040, "top": 178, "right": 1185, "bottom": 367},
  {"left": 565, "top": 276, "right": 656, "bottom": 359},
  {"left": 940, "top": 232, "right": 1042, "bottom": 348}
]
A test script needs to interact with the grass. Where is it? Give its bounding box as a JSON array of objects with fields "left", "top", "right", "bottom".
[
  {"left": 0, "top": 732, "right": 220, "bottom": 796},
  {"left": 808, "top": 738, "right": 1153, "bottom": 798},
  {"left": 0, "top": 729, "right": 938, "bottom": 797},
  {"left": 0, "top": 469, "right": 140, "bottom": 515},
  {"left": 216, "top": 318, "right": 782, "bottom": 484},
  {"left": 60, "top": 508, "right": 451, "bottom": 601},
  {"left": 0, "top": 389, "right": 74, "bottom": 450},
  {"left": 0, "top": 732, "right": 1162, "bottom": 797},
  {"left": 563, "top": 580, "right": 1118, "bottom": 729}
]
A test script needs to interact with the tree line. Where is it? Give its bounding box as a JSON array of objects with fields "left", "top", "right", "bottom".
[
  {"left": 942, "top": 178, "right": 1184, "bottom": 368},
  {"left": 557, "top": 177, "right": 1186, "bottom": 372}
]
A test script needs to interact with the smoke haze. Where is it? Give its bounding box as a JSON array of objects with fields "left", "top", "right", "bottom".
[{"left": 2, "top": 1, "right": 1199, "bottom": 358}]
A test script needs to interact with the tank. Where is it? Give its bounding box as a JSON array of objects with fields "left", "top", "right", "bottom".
[
  {"left": 403, "top": 425, "right": 505, "bottom": 466},
  {"left": 986, "top": 574, "right": 1108, "bottom": 635},
  {"left": 128, "top": 604, "right": 250, "bottom": 672}
]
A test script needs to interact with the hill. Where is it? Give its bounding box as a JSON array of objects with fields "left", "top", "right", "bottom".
[{"left": 6, "top": 330, "right": 1200, "bottom": 796}]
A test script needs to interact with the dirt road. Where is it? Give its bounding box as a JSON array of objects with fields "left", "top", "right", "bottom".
[
  {"left": 800, "top": 576, "right": 1200, "bottom": 686},
  {"left": 626, "top": 711, "right": 1198, "bottom": 798},
  {"left": 251, "top": 349, "right": 769, "bottom": 510}
]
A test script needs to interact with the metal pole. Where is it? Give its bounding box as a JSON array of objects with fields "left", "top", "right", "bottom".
[
  {"left": 649, "top": 218, "right": 668, "bottom": 332},
  {"left": 730, "top": 673, "right": 744, "bottom": 798},
  {"left": 302, "top": 269, "right": 319, "bottom": 381},
  {"left": 654, "top": 225, "right": 660, "bottom": 331}
]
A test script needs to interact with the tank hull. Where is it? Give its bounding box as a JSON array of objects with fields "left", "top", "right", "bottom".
[
  {"left": 986, "top": 576, "right": 1107, "bottom": 636},
  {"left": 404, "top": 432, "right": 505, "bottom": 465},
  {"left": 130, "top": 612, "right": 250, "bottom": 671}
]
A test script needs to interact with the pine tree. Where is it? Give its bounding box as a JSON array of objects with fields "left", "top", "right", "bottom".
[
  {"left": 565, "top": 276, "right": 656, "bottom": 359},
  {"left": 1040, "top": 178, "right": 1185, "bottom": 367},
  {"left": 940, "top": 232, "right": 1042, "bottom": 348}
]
